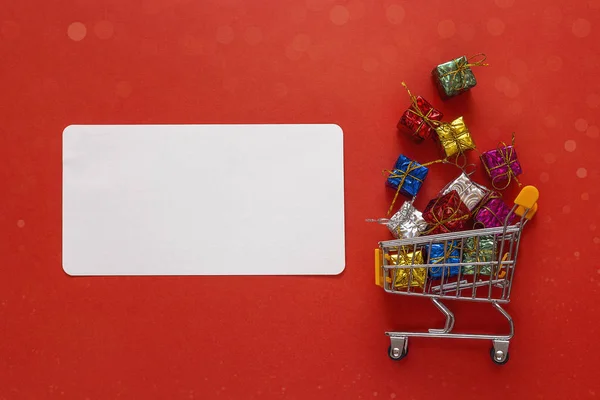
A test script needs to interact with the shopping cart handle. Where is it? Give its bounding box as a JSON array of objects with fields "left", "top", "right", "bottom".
[
  {"left": 515, "top": 202, "right": 538, "bottom": 220},
  {"left": 514, "top": 185, "right": 539, "bottom": 209}
]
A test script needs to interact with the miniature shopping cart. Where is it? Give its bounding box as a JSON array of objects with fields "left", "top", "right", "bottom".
[{"left": 375, "top": 186, "right": 539, "bottom": 365}]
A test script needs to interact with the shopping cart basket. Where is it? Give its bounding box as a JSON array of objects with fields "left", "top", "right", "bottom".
[{"left": 375, "top": 186, "right": 539, "bottom": 365}]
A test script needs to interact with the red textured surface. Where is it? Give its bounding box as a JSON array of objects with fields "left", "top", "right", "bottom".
[{"left": 1, "top": 0, "right": 600, "bottom": 398}]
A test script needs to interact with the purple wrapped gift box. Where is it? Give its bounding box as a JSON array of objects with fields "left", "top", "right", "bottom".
[
  {"left": 480, "top": 144, "right": 522, "bottom": 190},
  {"left": 474, "top": 198, "right": 514, "bottom": 228}
]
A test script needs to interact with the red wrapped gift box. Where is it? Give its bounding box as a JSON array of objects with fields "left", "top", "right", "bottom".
[
  {"left": 422, "top": 190, "right": 471, "bottom": 235},
  {"left": 397, "top": 85, "right": 443, "bottom": 142}
]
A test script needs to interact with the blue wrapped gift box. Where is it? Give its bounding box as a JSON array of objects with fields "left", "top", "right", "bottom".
[
  {"left": 427, "top": 240, "right": 461, "bottom": 279},
  {"left": 386, "top": 154, "right": 428, "bottom": 198}
]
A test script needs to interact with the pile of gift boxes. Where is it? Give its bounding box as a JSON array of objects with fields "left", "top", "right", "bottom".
[{"left": 370, "top": 54, "right": 524, "bottom": 288}]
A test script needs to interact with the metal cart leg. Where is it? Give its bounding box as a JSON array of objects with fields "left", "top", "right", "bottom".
[
  {"left": 428, "top": 298, "right": 455, "bottom": 334},
  {"left": 489, "top": 302, "right": 514, "bottom": 365}
]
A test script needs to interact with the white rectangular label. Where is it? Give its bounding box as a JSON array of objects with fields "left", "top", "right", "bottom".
[{"left": 63, "top": 124, "right": 345, "bottom": 276}]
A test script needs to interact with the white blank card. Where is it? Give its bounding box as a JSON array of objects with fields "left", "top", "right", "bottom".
[{"left": 62, "top": 124, "right": 345, "bottom": 276}]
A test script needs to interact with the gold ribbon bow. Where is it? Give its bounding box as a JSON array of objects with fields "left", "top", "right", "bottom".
[
  {"left": 481, "top": 133, "right": 522, "bottom": 190},
  {"left": 440, "top": 53, "right": 489, "bottom": 90},
  {"left": 422, "top": 192, "right": 471, "bottom": 235},
  {"left": 435, "top": 116, "right": 476, "bottom": 168},
  {"left": 429, "top": 241, "right": 460, "bottom": 265}
]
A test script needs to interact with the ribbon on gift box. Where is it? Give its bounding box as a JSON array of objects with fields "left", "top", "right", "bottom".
[
  {"left": 366, "top": 200, "right": 427, "bottom": 239},
  {"left": 477, "top": 204, "right": 504, "bottom": 228},
  {"left": 384, "top": 158, "right": 448, "bottom": 216},
  {"left": 429, "top": 241, "right": 461, "bottom": 264},
  {"left": 435, "top": 117, "right": 476, "bottom": 167},
  {"left": 385, "top": 248, "right": 427, "bottom": 288},
  {"left": 462, "top": 236, "right": 495, "bottom": 275},
  {"left": 439, "top": 53, "right": 489, "bottom": 90},
  {"left": 471, "top": 191, "right": 502, "bottom": 215},
  {"left": 387, "top": 250, "right": 422, "bottom": 266},
  {"left": 428, "top": 241, "right": 462, "bottom": 279},
  {"left": 481, "top": 133, "right": 522, "bottom": 190},
  {"left": 422, "top": 194, "right": 471, "bottom": 235},
  {"left": 441, "top": 172, "right": 490, "bottom": 211},
  {"left": 474, "top": 198, "right": 514, "bottom": 229},
  {"left": 401, "top": 82, "right": 441, "bottom": 131}
]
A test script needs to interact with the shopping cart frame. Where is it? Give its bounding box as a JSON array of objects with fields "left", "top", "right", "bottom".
[{"left": 376, "top": 186, "right": 539, "bottom": 364}]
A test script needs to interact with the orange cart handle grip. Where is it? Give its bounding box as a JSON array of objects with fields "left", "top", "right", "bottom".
[
  {"left": 515, "top": 202, "right": 538, "bottom": 220},
  {"left": 513, "top": 185, "right": 539, "bottom": 220},
  {"left": 514, "top": 185, "right": 539, "bottom": 209},
  {"left": 375, "top": 248, "right": 383, "bottom": 287}
]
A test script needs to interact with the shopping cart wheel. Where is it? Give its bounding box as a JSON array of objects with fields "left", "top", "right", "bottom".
[
  {"left": 388, "top": 337, "right": 409, "bottom": 361},
  {"left": 388, "top": 345, "right": 408, "bottom": 361},
  {"left": 490, "top": 345, "right": 510, "bottom": 365}
]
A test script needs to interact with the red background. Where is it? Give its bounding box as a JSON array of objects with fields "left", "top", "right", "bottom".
[{"left": 1, "top": 0, "right": 600, "bottom": 398}]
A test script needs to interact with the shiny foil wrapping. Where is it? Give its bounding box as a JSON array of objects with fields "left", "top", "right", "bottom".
[
  {"left": 474, "top": 198, "right": 514, "bottom": 228},
  {"left": 435, "top": 117, "right": 476, "bottom": 157},
  {"left": 398, "top": 95, "right": 443, "bottom": 142},
  {"left": 481, "top": 145, "right": 522, "bottom": 189},
  {"left": 432, "top": 55, "right": 477, "bottom": 98},
  {"left": 423, "top": 190, "right": 471, "bottom": 235},
  {"left": 386, "top": 154, "right": 429, "bottom": 197},
  {"left": 462, "top": 235, "right": 495, "bottom": 275},
  {"left": 441, "top": 172, "right": 490, "bottom": 211},
  {"left": 428, "top": 241, "right": 461, "bottom": 279},
  {"left": 388, "top": 249, "right": 426, "bottom": 288},
  {"left": 386, "top": 201, "right": 428, "bottom": 239}
]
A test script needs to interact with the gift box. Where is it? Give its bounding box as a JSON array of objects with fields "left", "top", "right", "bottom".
[
  {"left": 387, "top": 248, "right": 427, "bottom": 288},
  {"left": 474, "top": 197, "right": 514, "bottom": 228},
  {"left": 481, "top": 141, "right": 523, "bottom": 190},
  {"left": 398, "top": 84, "right": 443, "bottom": 142},
  {"left": 386, "top": 154, "right": 429, "bottom": 197},
  {"left": 371, "top": 201, "right": 428, "bottom": 239},
  {"left": 422, "top": 190, "right": 471, "bottom": 235},
  {"left": 435, "top": 117, "right": 476, "bottom": 158},
  {"left": 427, "top": 241, "right": 461, "bottom": 279},
  {"left": 432, "top": 55, "right": 487, "bottom": 98},
  {"left": 441, "top": 172, "right": 490, "bottom": 211},
  {"left": 462, "top": 235, "right": 496, "bottom": 275}
]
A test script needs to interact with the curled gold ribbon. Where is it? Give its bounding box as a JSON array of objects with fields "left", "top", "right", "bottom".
[
  {"left": 481, "top": 133, "right": 522, "bottom": 190},
  {"left": 439, "top": 54, "right": 489, "bottom": 91},
  {"left": 402, "top": 82, "right": 442, "bottom": 133},
  {"left": 384, "top": 158, "right": 448, "bottom": 215}
]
